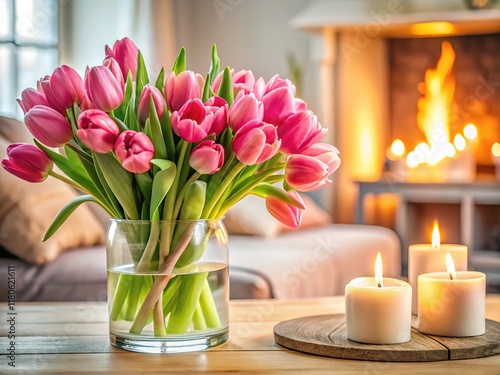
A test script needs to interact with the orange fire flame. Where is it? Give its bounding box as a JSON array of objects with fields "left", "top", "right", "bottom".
[
  {"left": 405, "top": 42, "right": 458, "bottom": 169},
  {"left": 416, "top": 41, "right": 456, "bottom": 162}
]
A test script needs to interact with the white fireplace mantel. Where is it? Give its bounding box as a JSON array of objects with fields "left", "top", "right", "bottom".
[{"left": 291, "top": 0, "right": 500, "bottom": 36}]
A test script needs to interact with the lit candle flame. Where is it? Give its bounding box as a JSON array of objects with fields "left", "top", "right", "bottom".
[
  {"left": 432, "top": 221, "right": 440, "bottom": 249},
  {"left": 375, "top": 252, "right": 383, "bottom": 288},
  {"left": 446, "top": 252, "right": 456, "bottom": 280}
]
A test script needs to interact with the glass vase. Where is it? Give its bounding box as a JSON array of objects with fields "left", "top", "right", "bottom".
[{"left": 106, "top": 219, "right": 229, "bottom": 353}]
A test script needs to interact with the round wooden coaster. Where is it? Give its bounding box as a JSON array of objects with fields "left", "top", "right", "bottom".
[{"left": 273, "top": 314, "right": 500, "bottom": 362}]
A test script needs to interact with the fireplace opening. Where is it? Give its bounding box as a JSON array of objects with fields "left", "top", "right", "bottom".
[{"left": 387, "top": 33, "right": 500, "bottom": 181}]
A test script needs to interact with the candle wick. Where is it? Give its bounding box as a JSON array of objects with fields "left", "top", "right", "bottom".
[
  {"left": 449, "top": 272, "right": 454, "bottom": 280},
  {"left": 377, "top": 283, "right": 382, "bottom": 288}
]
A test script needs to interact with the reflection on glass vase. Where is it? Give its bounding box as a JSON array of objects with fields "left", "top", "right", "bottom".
[{"left": 106, "top": 219, "right": 229, "bottom": 354}]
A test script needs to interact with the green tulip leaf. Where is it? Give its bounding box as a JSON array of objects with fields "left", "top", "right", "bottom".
[
  {"left": 125, "top": 97, "right": 140, "bottom": 132},
  {"left": 155, "top": 67, "right": 165, "bottom": 92},
  {"left": 93, "top": 152, "right": 139, "bottom": 220},
  {"left": 150, "top": 161, "right": 176, "bottom": 219},
  {"left": 171, "top": 47, "right": 186, "bottom": 75},
  {"left": 160, "top": 106, "right": 176, "bottom": 161},
  {"left": 110, "top": 115, "right": 129, "bottom": 132},
  {"left": 151, "top": 158, "right": 176, "bottom": 171},
  {"left": 217, "top": 66, "right": 234, "bottom": 106},
  {"left": 149, "top": 97, "right": 168, "bottom": 159},
  {"left": 116, "top": 71, "right": 134, "bottom": 119},
  {"left": 202, "top": 73, "right": 213, "bottom": 102},
  {"left": 208, "top": 44, "right": 220, "bottom": 85},
  {"left": 135, "top": 50, "right": 149, "bottom": 108},
  {"left": 135, "top": 172, "right": 153, "bottom": 205},
  {"left": 43, "top": 195, "right": 99, "bottom": 241},
  {"left": 35, "top": 140, "right": 94, "bottom": 192}
]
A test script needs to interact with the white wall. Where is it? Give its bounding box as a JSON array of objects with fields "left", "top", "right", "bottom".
[{"left": 173, "top": 0, "right": 313, "bottom": 93}]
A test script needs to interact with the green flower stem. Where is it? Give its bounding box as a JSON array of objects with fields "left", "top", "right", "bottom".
[
  {"left": 202, "top": 162, "right": 245, "bottom": 218},
  {"left": 163, "top": 285, "right": 180, "bottom": 319},
  {"left": 161, "top": 276, "right": 182, "bottom": 311},
  {"left": 166, "top": 272, "right": 208, "bottom": 334},
  {"left": 218, "top": 165, "right": 284, "bottom": 217},
  {"left": 199, "top": 279, "right": 221, "bottom": 328},
  {"left": 124, "top": 276, "right": 143, "bottom": 321},
  {"left": 160, "top": 140, "right": 190, "bottom": 262},
  {"left": 48, "top": 170, "right": 88, "bottom": 193},
  {"left": 153, "top": 297, "right": 167, "bottom": 336},
  {"left": 110, "top": 274, "right": 133, "bottom": 321},
  {"left": 193, "top": 302, "right": 207, "bottom": 330},
  {"left": 129, "top": 226, "right": 195, "bottom": 334},
  {"left": 136, "top": 221, "right": 160, "bottom": 272}
]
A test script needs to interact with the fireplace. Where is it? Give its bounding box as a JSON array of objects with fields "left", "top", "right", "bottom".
[
  {"left": 291, "top": 1, "right": 500, "bottom": 285},
  {"left": 291, "top": 0, "right": 500, "bottom": 223}
]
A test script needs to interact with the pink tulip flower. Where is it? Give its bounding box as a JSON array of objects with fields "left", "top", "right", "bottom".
[
  {"left": 263, "top": 74, "right": 297, "bottom": 96},
  {"left": 24, "top": 105, "right": 73, "bottom": 147},
  {"left": 228, "top": 92, "right": 264, "bottom": 132},
  {"left": 102, "top": 58, "right": 125, "bottom": 88},
  {"left": 85, "top": 65, "right": 124, "bottom": 112},
  {"left": 212, "top": 69, "right": 255, "bottom": 95},
  {"left": 189, "top": 140, "right": 224, "bottom": 174},
  {"left": 80, "top": 93, "right": 96, "bottom": 111},
  {"left": 284, "top": 154, "right": 335, "bottom": 192},
  {"left": 49, "top": 65, "right": 85, "bottom": 109},
  {"left": 265, "top": 191, "right": 304, "bottom": 228},
  {"left": 137, "top": 84, "right": 165, "bottom": 125},
  {"left": 277, "top": 111, "right": 327, "bottom": 155},
  {"left": 204, "top": 96, "right": 228, "bottom": 135},
  {"left": 294, "top": 98, "right": 307, "bottom": 112},
  {"left": 165, "top": 70, "right": 203, "bottom": 112},
  {"left": 105, "top": 37, "right": 139, "bottom": 81},
  {"left": 114, "top": 130, "right": 154, "bottom": 174},
  {"left": 2, "top": 143, "right": 53, "bottom": 183},
  {"left": 253, "top": 77, "right": 266, "bottom": 99},
  {"left": 261, "top": 86, "right": 296, "bottom": 126},
  {"left": 302, "top": 143, "right": 341, "bottom": 175},
  {"left": 232, "top": 120, "right": 281, "bottom": 165},
  {"left": 17, "top": 88, "right": 49, "bottom": 114},
  {"left": 77, "top": 109, "right": 120, "bottom": 153},
  {"left": 38, "top": 76, "right": 67, "bottom": 115},
  {"left": 170, "top": 99, "right": 214, "bottom": 143}
]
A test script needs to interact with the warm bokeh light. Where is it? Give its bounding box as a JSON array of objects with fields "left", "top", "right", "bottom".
[
  {"left": 463, "top": 123, "right": 478, "bottom": 140},
  {"left": 375, "top": 252, "right": 383, "bottom": 287},
  {"left": 410, "top": 22, "right": 455, "bottom": 36},
  {"left": 454, "top": 134, "right": 466, "bottom": 151},
  {"left": 446, "top": 252, "right": 457, "bottom": 280},
  {"left": 432, "top": 221, "right": 440, "bottom": 249},
  {"left": 406, "top": 151, "right": 419, "bottom": 168},
  {"left": 445, "top": 142, "right": 456, "bottom": 157},
  {"left": 492, "top": 142, "right": 500, "bottom": 158},
  {"left": 390, "top": 139, "right": 405, "bottom": 158}
]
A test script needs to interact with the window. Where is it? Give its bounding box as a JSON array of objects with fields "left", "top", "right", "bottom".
[{"left": 0, "top": 0, "right": 59, "bottom": 119}]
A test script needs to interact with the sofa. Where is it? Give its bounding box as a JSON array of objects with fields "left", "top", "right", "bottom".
[{"left": 0, "top": 116, "right": 402, "bottom": 302}]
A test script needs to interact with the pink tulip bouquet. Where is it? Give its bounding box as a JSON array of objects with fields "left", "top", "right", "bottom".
[{"left": 2, "top": 37, "right": 340, "bottom": 342}]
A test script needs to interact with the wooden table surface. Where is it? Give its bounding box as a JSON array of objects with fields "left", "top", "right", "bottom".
[{"left": 1, "top": 295, "right": 500, "bottom": 374}]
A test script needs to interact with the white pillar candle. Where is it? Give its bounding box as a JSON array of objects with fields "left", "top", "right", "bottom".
[
  {"left": 417, "top": 268, "right": 486, "bottom": 337},
  {"left": 408, "top": 222, "right": 468, "bottom": 314},
  {"left": 346, "top": 253, "right": 412, "bottom": 344}
]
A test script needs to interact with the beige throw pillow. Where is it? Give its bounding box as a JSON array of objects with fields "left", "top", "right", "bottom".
[{"left": 0, "top": 118, "right": 105, "bottom": 264}]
